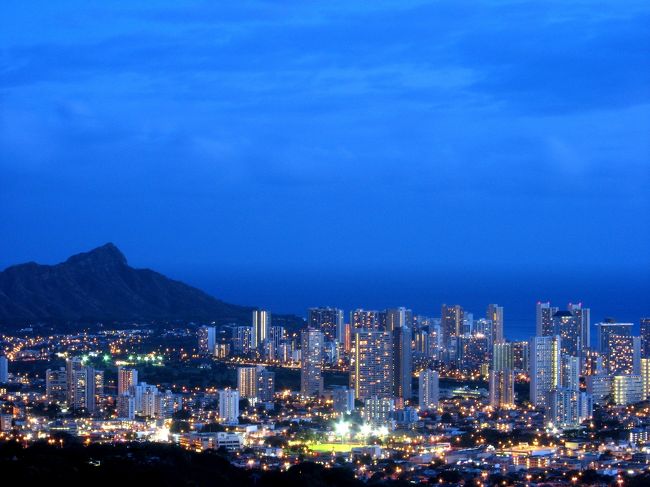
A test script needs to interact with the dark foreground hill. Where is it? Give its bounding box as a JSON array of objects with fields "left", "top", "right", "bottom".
[
  {"left": 0, "top": 243, "right": 298, "bottom": 327},
  {"left": 0, "top": 442, "right": 364, "bottom": 487}
]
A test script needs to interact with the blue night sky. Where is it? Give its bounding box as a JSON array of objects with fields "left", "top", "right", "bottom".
[{"left": 1, "top": 1, "right": 649, "bottom": 329}]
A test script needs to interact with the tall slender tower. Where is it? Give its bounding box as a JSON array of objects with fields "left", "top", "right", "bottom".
[
  {"left": 530, "top": 335, "right": 561, "bottom": 408},
  {"left": 0, "top": 356, "right": 8, "bottom": 384},
  {"left": 640, "top": 318, "right": 650, "bottom": 358},
  {"left": 441, "top": 304, "right": 463, "bottom": 347},
  {"left": 300, "top": 328, "right": 324, "bottom": 397},
  {"left": 486, "top": 304, "right": 504, "bottom": 345},
  {"left": 489, "top": 370, "right": 515, "bottom": 409},
  {"left": 536, "top": 302, "right": 558, "bottom": 337},
  {"left": 554, "top": 310, "right": 580, "bottom": 357},
  {"left": 392, "top": 325, "right": 412, "bottom": 401},
  {"left": 418, "top": 369, "right": 439, "bottom": 410},
  {"left": 198, "top": 326, "right": 216, "bottom": 354},
  {"left": 569, "top": 303, "right": 590, "bottom": 353},
  {"left": 252, "top": 310, "right": 270, "bottom": 349},
  {"left": 117, "top": 366, "right": 138, "bottom": 396}
]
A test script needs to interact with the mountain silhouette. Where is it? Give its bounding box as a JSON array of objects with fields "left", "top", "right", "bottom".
[{"left": 0, "top": 243, "right": 281, "bottom": 326}]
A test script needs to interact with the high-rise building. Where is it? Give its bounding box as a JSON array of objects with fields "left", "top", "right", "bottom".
[
  {"left": 350, "top": 330, "right": 393, "bottom": 400},
  {"left": 46, "top": 367, "right": 67, "bottom": 403},
  {"left": 331, "top": 387, "right": 355, "bottom": 414},
  {"left": 607, "top": 333, "right": 635, "bottom": 375},
  {"left": 198, "top": 326, "right": 216, "bottom": 355},
  {"left": 350, "top": 309, "right": 380, "bottom": 330},
  {"left": 549, "top": 388, "right": 592, "bottom": 428},
  {"left": 554, "top": 310, "right": 580, "bottom": 357},
  {"left": 569, "top": 303, "right": 590, "bottom": 355},
  {"left": 460, "top": 334, "right": 489, "bottom": 372},
  {"left": 530, "top": 336, "right": 561, "bottom": 408},
  {"left": 641, "top": 358, "right": 650, "bottom": 401},
  {"left": 93, "top": 369, "right": 105, "bottom": 411},
  {"left": 640, "top": 318, "right": 650, "bottom": 358},
  {"left": 130, "top": 382, "right": 175, "bottom": 418},
  {"left": 237, "top": 366, "right": 258, "bottom": 399},
  {"left": 493, "top": 341, "right": 513, "bottom": 371},
  {"left": 418, "top": 369, "right": 439, "bottom": 410},
  {"left": 512, "top": 341, "right": 530, "bottom": 372},
  {"left": 385, "top": 307, "right": 413, "bottom": 332},
  {"left": 237, "top": 366, "right": 275, "bottom": 402},
  {"left": 300, "top": 328, "right": 324, "bottom": 397},
  {"left": 586, "top": 374, "right": 613, "bottom": 405},
  {"left": 218, "top": 388, "right": 240, "bottom": 424},
  {"left": 268, "top": 326, "right": 286, "bottom": 350},
  {"left": 462, "top": 312, "right": 474, "bottom": 335},
  {"left": 560, "top": 355, "right": 580, "bottom": 391},
  {"left": 308, "top": 307, "right": 344, "bottom": 342},
  {"left": 536, "top": 302, "right": 558, "bottom": 337},
  {"left": 486, "top": 304, "right": 504, "bottom": 347},
  {"left": 392, "top": 326, "right": 412, "bottom": 400},
  {"left": 595, "top": 321, "right": 634, "bottom": 374},
  {"left": 116, "top": 394, "right": 136, "bottom": 419},
  {"left": 441, "top": 305, "right": 463, "bottom": 347},
  {"left": 214, "top": 343, "right": 230, "bottom": 359},
  {"left": 489, "top": 370, "right": 515, "bottom": 409},
  {"left": 66, "top": 358, "right": 102, "bottom": 412},
  {"left": 257, "top": 368, "right": 275, "bottom": 402},
  {"left": 117, "top": 367, "right": 138, "bottom": 396},
  {"left": 362, "top": 396, "right": 395, "bottom": 427},
  {"left": 596, "top": 321, "right": 633, "bottom": 353},
  {"left": 252, "top": 310, "right": 270, "bottom": 349},
  {"left": 612, "top": 375, "right": 644, "bottom": 405},
  {"left": 232, "top": 326, "right": 253, "bottom": 355},
  {"left": 0, "top": 356, "right": 7, "bottom": 383}
]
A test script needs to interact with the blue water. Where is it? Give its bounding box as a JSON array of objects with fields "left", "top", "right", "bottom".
[{"left": 179, "top": 268, "right": 649, "bottom": 343}]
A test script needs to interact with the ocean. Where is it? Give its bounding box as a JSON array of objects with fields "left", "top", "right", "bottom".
[{"left": 182, "top": 267, "right": 649, "bottom": 344}]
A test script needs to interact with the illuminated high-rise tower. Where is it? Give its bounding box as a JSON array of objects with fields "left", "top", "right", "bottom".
[
  {"left": 238, "top": 366, "right": 275, "bottom": 402},
  {"left": 595, "top": 321, "right": 634, "bottom": 374},
  {"left": 308, "top": 307, "right": 344, "bottom": 342},
  {"left": 117, "top": 366, "right": 138, "bottom": 396},
  {"left": 198, "top": 326, "right": 216, "bottom": 354},
  {"left": 418, "top": 369, "right": 439, "bottom": 410},
  {"left": 392, "top": 325, "right": 412, "bottom": 400},
  {"left": 554, "top": 310, "right": 580, "bottom": 357},
  {"left": 385, "top": 307, "right": 413, "bottom": 332},
  {"left": 486, "top": 304, "right": 504, "bottom": 346},
  {"left": 300, "top": 328, "right": 324, "bottom": 397},
  {"left": 536, "top": 302, "right": 558, "bottom": 337},
  {"left": 252, "top": 310, "right": 270, "bottom": 349},
  {"left": 640, "top": 318, "right": 650, "bottom": 358},
  {"left": 493, "top": 341, "right": 514, "bottom": 371},
  {"left": 65, "top": 357, "right": 103, "bottom": 412},
  {"left": 441, "top": 304, "right": 463, "bottom": 347},
  {"left": 0, "top": 356, "right": 7, "bottom": 384},
  {"left": 350, "top": 309, "right": 380, "bottom": 330},
  {"left": 218, "top": 388, "right": 240, "bottom": 424},
  {"left": 489, "top": 370, "right": 515, "bottom": 409},
  {"left": 569, "top": 303, "right": 590, "bottom": 353},
  {"left": 530, "top": 335, "right": 561, "bottom": 408},
  {"left": 350, "top": 330, "right": 393, "bottom": 400}
]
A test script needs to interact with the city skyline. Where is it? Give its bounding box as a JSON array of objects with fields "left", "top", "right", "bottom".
[{"left": 1, "top": 1, "right": 649, "bottom": 483}]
